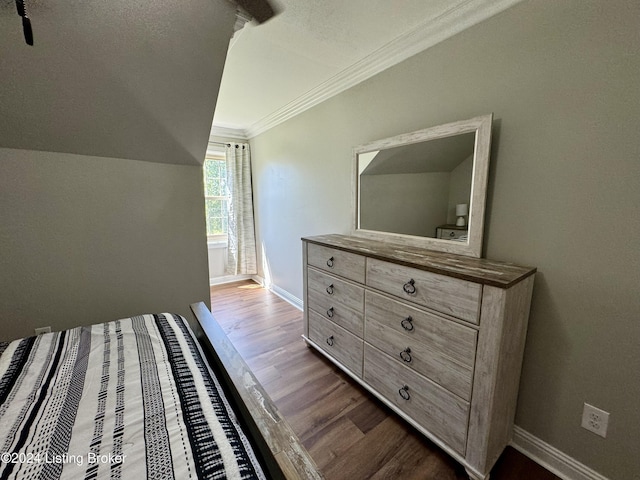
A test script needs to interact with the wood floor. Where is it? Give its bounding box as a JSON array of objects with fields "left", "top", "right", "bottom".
[{"left": 210, "top": 281, "right": 558, "bottom": 480}]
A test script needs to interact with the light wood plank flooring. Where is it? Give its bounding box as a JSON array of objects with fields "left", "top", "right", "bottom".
[{"left": 210, "top": 281, "right": 558, "bottom": 480}]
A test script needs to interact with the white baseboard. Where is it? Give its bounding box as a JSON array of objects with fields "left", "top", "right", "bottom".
[
  {"left": 269, "top": 284, "right": 303, "bottom": 311},
  {"left": 218, "top": 275, "right": 303, "bottom": 311},
  {"left": 511, "top": 426, "right": 610, "bottom": 480},
  {"left": 246, "top": 277, "right": 302, "bottom": 311},
  {"left": 209, "top": 274, "right": 256, "bottom": 286}
]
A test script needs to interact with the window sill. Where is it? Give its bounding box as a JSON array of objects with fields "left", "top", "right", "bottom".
[{"left": 208, "top": 240, "right": 228, "bottom": 249}]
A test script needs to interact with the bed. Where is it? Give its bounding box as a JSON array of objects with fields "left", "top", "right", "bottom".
[{"left": 0, "top": 306, "right": 321, "bottom": 480}]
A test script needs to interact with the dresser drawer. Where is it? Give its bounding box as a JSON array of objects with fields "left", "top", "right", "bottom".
[
  {"left": 437, "top": 227, "right": 467, "bottom": 240},
  {"left": 309, "top": 311, "right": 363, "bottom": 377},
  {"left": 365, "top": 291, "right": 476, "bottom": 400},
  {"left": 307, "top": 268, "right": 364, "bottom": 337},
  {"left": 366, "top": 258, "right": 481, "bottom": 324},
  {"left": 364, "top": 344, "right": 469, "bottom": 455},
  {"left": 307, "top": 243, "right": 366, "bottom": 284}
]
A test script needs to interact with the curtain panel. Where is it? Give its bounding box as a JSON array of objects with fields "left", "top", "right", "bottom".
[{"left": 225, "top": 143, "right": 257, "bottom": 276}]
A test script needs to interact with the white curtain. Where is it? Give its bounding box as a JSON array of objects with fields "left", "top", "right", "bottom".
[{"left": 225, "top": 143, "right": 257, "bottom": 275}]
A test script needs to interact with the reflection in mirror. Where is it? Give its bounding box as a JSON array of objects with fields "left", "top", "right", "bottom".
[
  {"left": 358, "top": 132, "right": 476, "bottom": 240},
  {"left": 352, "top": 114, "right": 493, "bottom": 258}
]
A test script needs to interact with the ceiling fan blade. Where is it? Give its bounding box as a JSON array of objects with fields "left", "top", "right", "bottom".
[
  {"left": 15, "top": 0, "right": 34, "bottom": 46},
  {"left": 232, "top": 0, "right": 277, "bottom": 24},
  {"left": 22, "top": 16, "right": 33, "bottom": 45},
  {"left": 15, "top": 0, "right": 26, "bottom": 17}
]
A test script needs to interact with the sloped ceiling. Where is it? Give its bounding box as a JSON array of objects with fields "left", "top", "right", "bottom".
[
  {"left": 362, "top": 132, "right": 476, "bottom": 175},
  {"left": 0, "top": 0, "right": 236, "bottom": 165},
  {"left": 212, "top": 0, "right": 525, "bottom": 138}
]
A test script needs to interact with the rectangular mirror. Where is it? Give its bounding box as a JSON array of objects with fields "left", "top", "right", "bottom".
[{"left": 352, "top": 114, "right": 493, "bottom": 257}]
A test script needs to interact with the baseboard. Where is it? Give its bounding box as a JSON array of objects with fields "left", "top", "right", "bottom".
[
  {"left": 224, "top": 275, "right": 303, "bottom": 311},
  {"left": 511, "top": 426, "right": 610, "bottom": 480},
  {"left": 209, "top": 274, "right": 256, "bottom": 286},
  {"left": 269, "top": 284, "right": 303, "bottom": 311}
]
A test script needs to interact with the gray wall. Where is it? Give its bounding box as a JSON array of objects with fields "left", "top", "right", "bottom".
[
  {"left": 360, "top": 172, "right": 449, "bottom": 237},
  {"left": 447, "top": 155, "right": 473, "bottom": 224},
  {"left": 250, "top": 0, "right": 640, "bottom": 478},
  {"left": 0, "top": 148, "right": 211, "bottom": 341}
]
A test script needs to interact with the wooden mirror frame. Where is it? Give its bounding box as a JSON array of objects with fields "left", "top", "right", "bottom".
[{"left": 352, "top": 114, "right": 493, "bottom": 258}]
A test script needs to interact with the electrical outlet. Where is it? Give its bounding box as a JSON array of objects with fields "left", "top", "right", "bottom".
[
  {"left": 34, "top": 326, "right": 51, "bottom": 335},
  {"left": 581, "top": 403, "right": 609, "bottom": 438}
]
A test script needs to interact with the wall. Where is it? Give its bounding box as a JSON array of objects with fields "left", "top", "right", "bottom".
[
  {"left": 0, "top": 148, "right": 212, "bottom": 340},
  {"left": 208, "top": 242, "right": 228, "bottom": 281},
  {"left": 249, "top": 0, "right": 640, "bottom": 478},
  {"left": 360, "top": 172, "right": 449, "bottom": 237},
  {"left": 447, "top": 155, "right": 473, "bottom": 224}
]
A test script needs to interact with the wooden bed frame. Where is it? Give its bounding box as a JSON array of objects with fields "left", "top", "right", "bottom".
[{"left": 190, "top": 302, "right": 323, "bottom": 480}]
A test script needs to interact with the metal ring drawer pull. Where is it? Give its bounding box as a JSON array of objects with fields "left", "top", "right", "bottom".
[
  {"left": 400, "top": 316, "right": 414, "bottom": 331},
  {"left": 326, "top": 335, "right": 334, "bottom": 347},
  {"left": 399, "top": 347, "right": 412, "bottom": 363},
  {"left": 326, "top": 284, "right": 334, "bottom": 295},
  {"left": 399, "top": 385, "right": 410, "bottom": 401},
  {"left": 327, "top": 257, "right": 334, "bottom": 268},
  {"left": 403, "top": 279, "right": 416, "bottom": 294},
  {"left": 326, "top": 307, "right": 334, "bottom": 318}
]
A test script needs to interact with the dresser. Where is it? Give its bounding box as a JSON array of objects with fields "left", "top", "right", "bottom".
[
  {"left": 436, "top": 224, "right": 468, "bottom": 240},
  {"left": 302, "top": 234, "right": 536, "bottom": 480}
]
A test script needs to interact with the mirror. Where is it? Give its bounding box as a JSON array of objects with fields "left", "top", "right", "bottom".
[{"left": 352, "top": 114, "right": 493, "bottom": 258}]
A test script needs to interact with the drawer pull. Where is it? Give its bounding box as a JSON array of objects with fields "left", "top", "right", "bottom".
[
  {"left": 398, "top": 385, "right": 410, "bottom": 401},
  {"left": 326, "top": 335, "right": 334, "bottom": 346},
  {"left": 399, "top": 347, "right": 412, "bottom": 363},
  {"left": 403, "top": 279, "right": 416, "bottom": 294},
  {"left": 326, "top": 284, "right": 334, "bottom": 295},
  {"left": 400, "top": 316, "right": 414, "bottom": 331},
  {"left": 327, "top": 257, "right": 334, "bottom": 268},
  {"left": 326, "top": 307, "right": 335, "bottom": 318}
]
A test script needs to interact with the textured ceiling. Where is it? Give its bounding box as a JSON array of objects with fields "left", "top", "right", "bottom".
[
  {"left": 213, "top": 0, "right": 452, "bottom": 132},
  {"left": 212, "top": 0, "right": 524, "bottom": 138}
]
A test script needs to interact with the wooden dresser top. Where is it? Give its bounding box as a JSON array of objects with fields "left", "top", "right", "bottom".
[{"left": 302, "top": 234, "right": 536, "bottom": 289}]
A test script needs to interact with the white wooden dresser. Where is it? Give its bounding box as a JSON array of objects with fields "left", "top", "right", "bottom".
[{"left": 302, "top": 234, "right": 536, "bottom": 480}]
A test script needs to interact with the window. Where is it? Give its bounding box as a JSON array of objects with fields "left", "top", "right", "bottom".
[{"left": 203, "top": 155, "right": 228, "bottom": 240}]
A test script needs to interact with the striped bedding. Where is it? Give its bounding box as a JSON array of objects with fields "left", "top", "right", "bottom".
[{"left": 0, "top": 314, "right": 266, "bottom": 480}]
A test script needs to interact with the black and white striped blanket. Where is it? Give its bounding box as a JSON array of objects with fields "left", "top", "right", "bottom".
[{"left": 0, "top": 313, "right": 266, "bottom": 480}]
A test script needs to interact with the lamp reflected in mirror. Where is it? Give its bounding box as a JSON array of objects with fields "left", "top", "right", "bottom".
[{"left": 456, "top": 203, "right": 468, "bottom": 227}]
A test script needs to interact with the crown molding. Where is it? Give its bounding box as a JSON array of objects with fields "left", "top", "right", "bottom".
[
  {"left": 209, "top": 125, "right": 248, "bottom": 140},
  {"left": 233, "top": 7, "right": 253, "bottom": 33},
  {"left": 245, "top": 0, "right": 524, "bottom": 138}
]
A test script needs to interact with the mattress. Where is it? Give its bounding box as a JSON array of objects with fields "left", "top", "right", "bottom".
[{"left": 0, "top": 313, "right": 266, "bottom": 480}]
